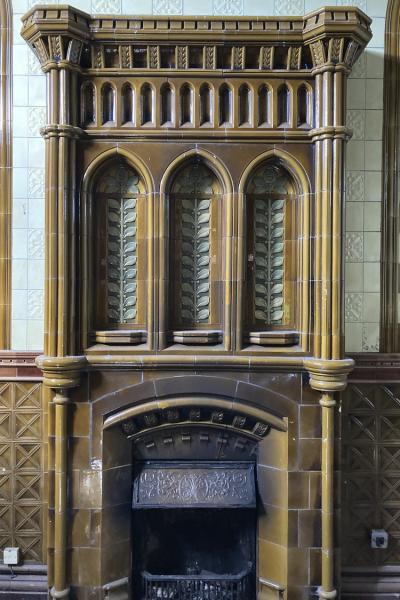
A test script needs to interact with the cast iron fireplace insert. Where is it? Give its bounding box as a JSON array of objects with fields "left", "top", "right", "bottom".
[{"left": 132, "top": 461, "right": 257, "bottom": 600}]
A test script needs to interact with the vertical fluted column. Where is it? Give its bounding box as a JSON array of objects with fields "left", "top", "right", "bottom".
[{"left": 308, "top": 36, "right": 360, "bottom": 600}]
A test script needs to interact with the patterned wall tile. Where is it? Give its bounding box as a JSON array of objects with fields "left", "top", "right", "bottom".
[
  {"left": 346, "top": 171, "right": 365, "bottom": 203},
  {"left": 345, "top": 232, "right": 363, "bottom": 262},
  {"left": 213, "top": 0, "right": 243, "bottom": 14},
  {"left": 91, "top": 0, "right": 122, "bottom": 11},
  {"left": 153, "top": 0, "right": 183, "bottom": 13},
  {"left": 27, "top": 230, "right": 44, "bottom": 260},
  {"left": 273, "top": 0, "right": 304, "bottom": 15},
  {"left": 0, "top": 383, "right": 43, "bottom": 563},
  {"left": 347, "top": 110, "right": 365, "bottom": 140},
  {"left": 343, "top": 384, "right": 400, "bottom": 566},
  {"left": 345, "top": 293, "right": 363, "bottom": 323}
]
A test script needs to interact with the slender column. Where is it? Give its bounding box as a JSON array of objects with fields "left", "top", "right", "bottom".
[
  {"left": 319, "top": 392, "right": 336, "bottom": 599},
  {"left": 52, "top": 390, "right": 69, "bottom": 599},
  {"left": 0, "top": 1, "right": 12, "bottom": 348}
]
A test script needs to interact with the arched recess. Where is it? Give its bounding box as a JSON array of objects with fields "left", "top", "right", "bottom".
[
  {"left": 0, "top": 0, "right": 12, "bottom": 349},
  {"left": 93, "top": 374, "right": 293, "bottom": 592},
  {"left": 159, "top": 149, "right": 233, "bottom": 349},
  {"left": 238, "top": 149, "right": 311, "bottom": 351},
  {"left": 81, "top": 148, "right": 154, "bottom": 349},
  {"left": 381, "top": 0, "right": 400, "bottom": 351}
]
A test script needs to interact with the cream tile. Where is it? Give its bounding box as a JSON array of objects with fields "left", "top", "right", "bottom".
[
  {"left": 363, "top": 262, "right": 380, "bottom": 292},
  {"left": 28, "top": 198, "right": 45, "bottom": 229},
  {"left": 12, "top": 198, "right": 28, "bottom": 229},
  {"left": 12, "top": 290, "right": 28, "bottom": 320},
  {"left": 344, "top": 323, "right": 362, "bottom": 353},
  {"left": 13, "top": 0, "right": 29, "bottom": 11},
  {"left": 11, "top": 320, "right": 27, "bottom": 351},
  {"left": 367, "top": 0, "right": 388, "bottom": 17},
  {"left": 349, "top": 54, "right": 366, "bottom": 79},
  {"left": 13, "top": 168, "right": 28, "bottom": 198},
  {"left": 346, "top": 140, "right": 364, "bottom": 171},
  {"left": 13, "top": 107, "right": 28, "bottom": 138},
  {"left": 345, "top": 263, "right": 363, "bottom": 292},
  {"left": 369, "top": 17, "right": 385, "bottom": 48},
  {"left": 365, "top": 110, "right": 383, "bottom": 141},
  {"left": 346, "top": 202, "right": 363, "bottom": 232},
  {"left": 28, "top": 76, "right": 46, "bottom": 107},
  {"left": 27, "top": 260, "right": 45, "bottom": 290},
  {"left": 12, "top": 76, "right": 29, "bottom": 107},
  {"left": 12, "top": 229, "right": 28, "bottom": 259},
  {"left": 366, "top": 49, "right": 384, "bottom": 78},
  {"left": 365, "top": 141, "right": 382, "bottom": 171},
  {"left": 362, "top": 322, "right": 379, "bottom": 352},
  {"left": 28, "top": 139, "right": 45, "bottom": 168},
  {"left": 26, "top": 319, "right": 44, "bottom": 351},
  {"left": 363, "top": 202, "right": 381, "bottom": 231},
  {"left": 366, "top": 79, "right": 383, "bottom": 110},
  {"left": 13, "top": 15, "right": 25, "bottom": 46},
  {"left": 12, "top": 260, "right": 28, "bottom": 290},
  {"left": 363, "top": 292, "right": 380, "bottom": 323},
  {"left": 363, "top": 232, "right": 380, "bottom": 262},
  {"left": 364, "top": 171, "right": 382, "bottom": 202},
  {"left": 13, "top": 138, "right": 28, "bottom": 168},
  {"left": 347, "top": 79, "right": 366, "bottom": 109},
  {"left": 13, "top": 46, "right": 28, "bottom": 76},
  {"left": 346, "top": 171, "right": 364, "bottom": 202},
  {"left": 345, "top": 292, "right": 363, "bottom": 322},
  {"left": 123, "top": 0, "right": 152, "bottom": 11}
]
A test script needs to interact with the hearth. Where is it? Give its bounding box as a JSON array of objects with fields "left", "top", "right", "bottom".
[{"left": 132, "top": 462, "right": 256, "bottom": 600}]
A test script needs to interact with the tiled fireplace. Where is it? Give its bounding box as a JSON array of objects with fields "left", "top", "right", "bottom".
[{"left": 20, "top": 4, "right": 371, "bottom": 599}]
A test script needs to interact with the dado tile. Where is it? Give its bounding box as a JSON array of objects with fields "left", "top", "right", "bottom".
[
  {"left": 363, "top": 201, "right": 381, "bottom": 231},
  {"left": 364, "top": 110, "right": 383, "bottom": 141},
  {"left": 363, "top": 292, "right": 380, "bottom": 323},
  {"left": 364, "top": 171, "right": 382, "bottom": 202}
]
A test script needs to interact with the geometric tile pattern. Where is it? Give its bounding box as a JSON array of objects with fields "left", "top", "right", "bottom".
[
  {"left": 0, "top": 382, "right": 43, "bottom": 563},
  {"left": 342, "top": 384, "right": 400, "bottom": 566}
]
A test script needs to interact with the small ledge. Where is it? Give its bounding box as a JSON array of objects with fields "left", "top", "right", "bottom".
[
  {"left": 95, "top": 330, "right": 147, "bottom": 344},
  {"left": 247, "top": 330, "right": 299, "bottom": 346},
  {"left": 172, "top": 330, "right": 222, "bottom": 345}
]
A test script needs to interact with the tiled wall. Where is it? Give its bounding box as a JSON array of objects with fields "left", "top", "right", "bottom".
[{"left": 10, "top": 0, "right": 387, "bottom": 351}]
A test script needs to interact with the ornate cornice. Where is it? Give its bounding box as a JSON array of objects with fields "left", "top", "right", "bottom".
[{"left": 20, "top": 5, "right": 372, "bottom": 73}]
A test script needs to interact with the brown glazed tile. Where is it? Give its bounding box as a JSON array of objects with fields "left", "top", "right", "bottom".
[
  {"left": 101, "top": 503, "right": 131, "bottom": 548},
  {"left": 258, "top": 503, "right": 288, "bottom": 546},
  {"left": 257, "top": 465, "right": 288, "bottom": 508},
  {"left": 101, "top": 539, "right": 131, "bottom": 585},
  {"left": 103, "top": 426, "right": 132, "bottom": 470},
  {"left": 258, "top": 428, "right": 288, "bottom": 470},
  {"left": 70, "top": 402, "right": 90, "bottom": 437},
  {"left": 287, "top": 547, "right": 309, "bottom": 586},
  {"left": 77, "top": 547, "right": 102, "bottom": 586},
  {"left": 68, "top": 509, "right": 101, "bottom": 548},
  {"left": 309, "top": 548, "right": 321, "bottom": 586},
  {"left": 298, "top": 509, "right": 321, "bottom": 548},
  {"left": 70, "top": 436, "right": 90, "bottom": 470},
  {"left": 288, "top": 472, "right": 309, "bottom": 509},
  {"left": 79, "top": 469, "right": 103, "bottom": 510},
  {"left": 300, "top": 405, "right": 321, "bottom": 438},
  {"left": 309, "top": 472, "right": 321, "bottom": 509},
  {"left": 102, "top": 465, "right": 132, "bottom": 508},
  {"left": 258, "top": 539, "right": 287, "bottom": 585},
  {"left": 298, "top": 438, "right": 321, "bottom": 471}
]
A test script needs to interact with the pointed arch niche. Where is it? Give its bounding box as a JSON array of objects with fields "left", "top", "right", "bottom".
[
  {"left": 238, "top": 154, "right": 309, "bottom": 350},
  {"left": 161, "top": 154, "right": 231, "bottom": 348},
  {"left": 82, "top": 153, "right": 153, "bottom": 348}
]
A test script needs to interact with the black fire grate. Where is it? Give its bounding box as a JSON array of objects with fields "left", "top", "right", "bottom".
[{"left": 142, "top": 566, "right": 252, "bottom": 600}]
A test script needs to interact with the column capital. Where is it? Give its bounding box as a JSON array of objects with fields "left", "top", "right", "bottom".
[
  {"left": 35, "top": 355, "right": 87, "bottom": 389},
  {"left": 303, "top": 357, "right": 354, "bottom": 392}
]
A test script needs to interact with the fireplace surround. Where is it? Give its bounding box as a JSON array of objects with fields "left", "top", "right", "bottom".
[{"left": 19, "top": 5, "right": 372, "bottom": 599}]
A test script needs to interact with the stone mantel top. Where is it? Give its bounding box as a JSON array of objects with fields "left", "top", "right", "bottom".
[{"left": 21, "top": 5, "right": 372, "bottom": 63}]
